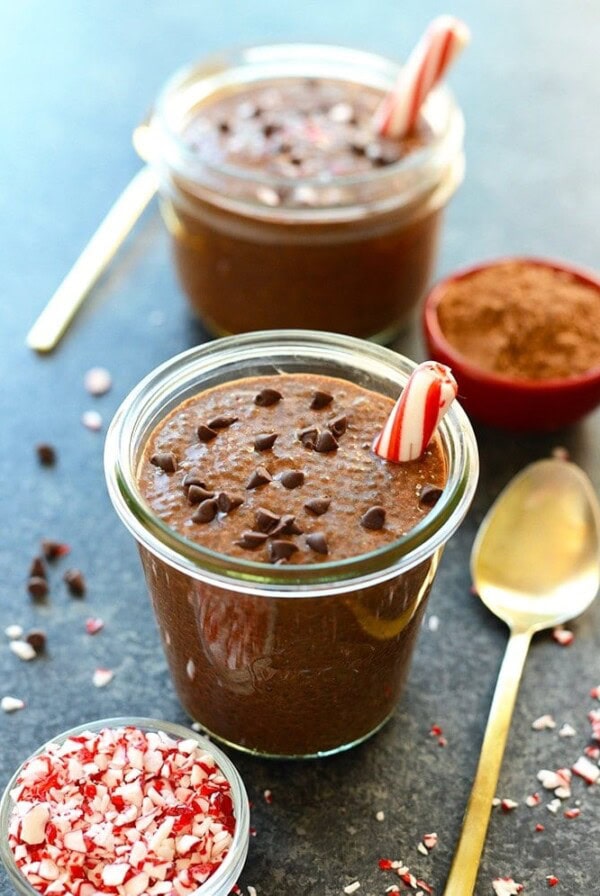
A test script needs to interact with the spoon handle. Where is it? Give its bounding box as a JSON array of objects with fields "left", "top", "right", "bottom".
[{"left": 443, "top": 629, "right": 532, "bottom": 896}]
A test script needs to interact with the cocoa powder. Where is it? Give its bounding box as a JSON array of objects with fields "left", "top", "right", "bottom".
[{"left": 437, "top": 261, "right": 600, "bottom": 379}]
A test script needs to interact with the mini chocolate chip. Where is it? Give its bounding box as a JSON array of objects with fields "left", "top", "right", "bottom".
[
  {"left": 187, "top": 485, "right": 216, "bottom": 505},
  {"left": 310, "top": 390, "right": 333, "bottom": 410},
  {"left": 151, "top": 452, "right": 178, "bottom": 473},
  {"left": 207, "top": 415, "right": 238, "bottom": 430},
  {"left": 255, "top": 508, "right": 281, "bottom": 533},
  {"left": 360, "top": 506, "right": 386, "bottom": 531},
  {"left": 298, "top": 426, "right": 318, "bottom": 448},
  {"left": 419, "top": 484, "right": 444, "bottom": 507},
  {"left": 268, "top": 540, "right": 298, "bottom": 563},
  {"left": 64, "top": 569, "right": 86, "bottom": 596},
  {"left": 236, "top": 530, "right": 269, "bottom": 550},
  {"left": 218, "top": 121, "right": 230, "bottom": 134},
  {"left": 192, "top": 498, "right": 218, "bottom": 524},
  {"left": 304, "top": 498, "right": 331, "bottom": 516},
  {"left": 272, "top": 515, "right": 303, "bottom": 537},
  {"left": 36, "top": 443, "right": 56, "bottom": 466},
  {"left": 327, "top": 415, "right": 348, "bottom": 438},
  {"left": 182, "top": 472, "right": 207, "bottom": 492},
  {"left": 306, "top": 533, "right": 328, "bottom": 555},
  {"left": 350, "top": 142, "right": 367, "bottom": 156},
  {"left": 27, "top": 576, "right": 48, "bottom": 599},
  {"left": 25, "top": 629, "right": 46, "bottom": 652},
  {"left": 263, "top": 123, "right": 280, "bottom": 137},
  {"left": 41, "top": 540, "right": 68, "bottom": 561},
  {"left": 314, "top": 430, "right": 339, "bottom": 453},
  {"left": 279, "top": 470, "right": 304, "bottom": 489},
  {"left": 254, "top": 432, "right": 278, "bottom": 452},
  {"left": 216, "top": 492, "right": 244, "bottom": 513},
  {"left": 29, "top": 556, "right": 46, "bottom": 579},
  {"left": 246, "top": 467, "right": 272, "bottom": 490},
  {"left": 255, "top": 388, "right": 282, "bottom": 407},
  {"left": 197, "top": 424, "right": 218, "bottom": 443}
]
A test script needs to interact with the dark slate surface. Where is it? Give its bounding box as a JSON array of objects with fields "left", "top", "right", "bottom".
[{"left": 1, "top": 1, "right": 600, "bottom": 893}]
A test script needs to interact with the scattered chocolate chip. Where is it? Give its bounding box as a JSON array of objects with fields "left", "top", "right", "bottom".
[
  {"left": 306, "top": 533, "right": 329, "bottom": 555},
  {"left": 262, "top": 123, "right": 280, "bottom": 138},
  {"left": 246, "top": 467, "right": 272, "bottom": 490},
  {"left": 279, "top": 470, "right": 304, "bottom": 489},
  {"left": 255, "top": 508, "right": 281, "bottom": 533},
  {"left": 268, "top": 540, "right": 298, "bottom": 563},
  {"left": 216, "top": 492, "right": 244, "bottom": 513},
  {"left": 207, "top": 415, "right": 238, "bottom": 430},
  {"left": 27, "top": 577, "right": 48, "bottom": 599},
  {"left": 350, "top": 142, "right": 367, "bottom": 156},
  {"left": 255, "top": 388, "right": 282, "bottom": 407},
  {"left": 418, "top": 484, "right": 444, "bottom": 507},
  {"left": 218, "top": 121, "right": 230, "bottom": 134},
  {"left": 36, "top": 443, "right": 56, "bottom": 466},
  {"left": 64, "top": 569, "right": 86, "bottom": 597},
  {"left": 192, "top": 498, "right": 218, "bottom": 524},
  {"left": 310, "top": 390, "right": 333, "bottom": 410},
  {"left": 298, "top": 426, "right": 318, "bottom": 449},
  {"left": 25, "top": 630, "right": 46, "bottom": 652},
  {"left": 29, "top": 556, "right": 46, "bottom": 579},
  {"left": 304, "top": 498, "right": 331, "bottom": 516},
  {"left": 314, "top": 430, "right": 339, "bottom": 453},
  {"left": 182, "top": 472, "right": 207, "bottom": 492},
  {"left": 187, "top": 485, "right": 216, "bottom": 505},
  {"left": 41, "top": 540, "right": 70, "bottom": 561},
  {"left": 254, "top": 432, "right": 278, "bottom": 452},
  {"left": 360, "top": 506, "right": 386, "bottom": 531},
  {"left": 236, "top": 530, "right": 269, "bottom": 550},
  {"left": 272, "top": 515, "right": 303, "bottom": 537},
  {"left": 197, "top": 424, "right": 218, "bottom": 443},
  {"left": 327, "top": 415, "right": 348, "bottom": 438},
  {"left": 150, "top": 452, "right": 178, "bottom": 473}
]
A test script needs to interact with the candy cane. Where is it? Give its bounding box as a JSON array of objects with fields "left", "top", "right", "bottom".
[
  {"left": 373, "top": 361, "right": 457, "bottom": 462},
  {"left": 375, "top": 16, "right": 470, "bottom": 139}
]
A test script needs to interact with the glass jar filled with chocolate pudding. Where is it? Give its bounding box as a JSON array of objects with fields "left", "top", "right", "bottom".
[
  {"left": 149, "top": 45, "right": 465, "bottom": 341},
  {"left": 105, "top": 331, "right": 478, "bottom": 758}
]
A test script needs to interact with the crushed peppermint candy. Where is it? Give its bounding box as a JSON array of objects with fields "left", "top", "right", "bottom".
[
  {"left": 552, "top": 626, "right": 574, "bottom": 646},
  {"left": 263, "top": 789, "right": 273, "bottom": 804},
  {"left": 2, "top": 696, "right": 25, "bottom": 713},
  {"left": 84, "top": 366, "right": 112, "bottom": 396},
  {"left": 85, "top": 618, "right": 104, "bottom": 636},
  {"left": 5, "top": 624, "right": 24, "bottom": 640},
  {"left": 572, "top": 754, "right": 599, "bottom": 785},
  {"left": 7, "top": 725, "right": 237, "bottom": 896},
  {"left": 343, "top": 882, "right": 361, "bottom": 894},
  {"left": 492, "top": 878, "right": 524, "bottom": 895},
  {"left": 546, "top": 875, "right": 559, "bottom": 887},
  {"left": 536, "top": 768, "right": 572, "bottom": 799},
  {"left": 532, "top": 714, "right": 556, "bottom": 730},
  {"left": 525, "top": 792, "right": 541, "bottom": 807},
  {"left": 564, "top": 806, "right": 581, "bottom": 819},
  {"left": 547, "top": 798, "right": 562, "bottom": 814},
  {"left": 92, "top": 668, "right": 114, "bottom": 688},
  {"left": 558, "top": 723, "right": 576, "bottom": 738},
  {"left": 81, "top": 410, "right": 103, "bottom": 432},
  {"left": 375, "top": 810, "right": 385, "bottom": 822},
  {"left": 10, "top": 639, "right": 37, "bottom": 661},
  {"left": 426, "top": 615, "right": 440, "bottom": 632},
  {"left": 500, "top": 798, "right": 519, "bottom": 812}
]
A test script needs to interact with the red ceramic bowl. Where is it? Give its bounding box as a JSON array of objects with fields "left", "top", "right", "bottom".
[{"left": 422, "top": 257, "right": 600, "bottom": 431}]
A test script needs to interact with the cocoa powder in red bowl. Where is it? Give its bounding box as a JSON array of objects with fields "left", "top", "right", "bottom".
[{"left": 422, "top": 257, "right": 600, "bottom": 431}]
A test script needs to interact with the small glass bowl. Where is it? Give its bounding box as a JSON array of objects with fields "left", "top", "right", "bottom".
[{"left": 0, "top": 717, "right": 250, "bottom": 896}]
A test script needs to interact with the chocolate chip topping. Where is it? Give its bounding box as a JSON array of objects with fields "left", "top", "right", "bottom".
[
  {"left": 27, "top": 577, "right": 48, "bottom": 599},
  {"left": 151, "top": 452, "right": 178, "bottom": 473},
  {"left": 197, "top": 424, "right": 218, "bottom": 443},
  {"left": 254, "top": 432, "right": 278, "bottom": 452},
  {"left": 246, "top": 466, "right": 273, "bottom": 490},
  {"left": 41, "top": 540, "right": 67, "bottom": 561},
  {"left": 64, "top": 569, "right": 86, "bottom": 596},
  {"left": 268, "top": 540, "right": 298, "bottom": 563},
  {"left": 418, "top": 484, "right": 444, "bottom": 507},
  {"left": 255, "top": 508, "right": 281, "bottom": 533},
  {"left": 279, "top": 470, "right": 305, "bottom": 489},
  {"left": 271, "top": 515, "right": 303, "bottom": 537},
  {"left": 216, "top": 492, "right": 244, "bottom": 513},
  {"left": 306, "top": 533, "right": 329, "bottom": 555},
  {"left": 304, "top": 498, "right": 331, "bottom": 516},
  {"left": 192, "top": 498, "right": 218, "bottom": 524},
  {"left": 182, "top": 471, "right": 207, "bottom": 491},
  {"left": 236, "top": 530, "right": 269, "bottom": 550},
  {"left": 360, "top": 506, "right": 386, "bottom": 531},
  {"left": 25, "top": 629, "right": 46, "bottom": 652},
  {"left": 36, "top": 443, "right": 56, "bottom": 466},
  {"left": 255, "top": 388, "right": 282, "bottom": 407},
  {"left": 29, "top": 556, "right": 46, "bottom": 579},
  {"left": 187, "top": 485, "right": 216, "bottom": 505},
  {"left": 314, "top": 430, "right": 339, "bottom": 453},
  {"left": 207, "top": 415, "right": 238, "bottom": 430},
  {"left": 310, "top": 390, "right": 333, "bottom": 410},
  {"left": 327, "top": 415, "right": 348, "bottom": 438},
  {"left": 298, "top": 426, "right": 318, "bottom": 448}
]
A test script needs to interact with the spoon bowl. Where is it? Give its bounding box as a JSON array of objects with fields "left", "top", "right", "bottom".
[{"left": 444, "top": 458, "right": 600, "bottom": 896}]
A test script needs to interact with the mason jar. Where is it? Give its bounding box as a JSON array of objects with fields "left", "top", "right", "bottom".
[
  {"left": 148, "top": 45, "right": 465, "bottom": 342},
  {"left": 104, "top": 331, "right": 478, "bottom": 757}
]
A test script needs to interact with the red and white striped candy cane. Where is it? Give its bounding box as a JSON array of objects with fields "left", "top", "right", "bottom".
[
  {"left": 375, "top": 16, "right": 470, "bottom": 139},
  {"left": 373, "top": 361, "right": 458, "bottom": 463}
]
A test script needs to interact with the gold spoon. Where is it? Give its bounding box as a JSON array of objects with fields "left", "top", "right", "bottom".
[{"left": 444, "top": 457, "right": 600, "bottom": 896}]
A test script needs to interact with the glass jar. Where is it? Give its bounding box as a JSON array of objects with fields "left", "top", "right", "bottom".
[
  {"left": 104, "top": 331, "right": 478, "bottom": 757},
  {"left": 148, "top": 44, "right": 465, "bottom": 342},
  {"left": 0, "top": 717, "right": 249, "bottom": 896}
]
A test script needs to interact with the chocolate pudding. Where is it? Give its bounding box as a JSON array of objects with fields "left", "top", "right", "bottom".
[
  {"left": 150, "top": 45, "right": 465, "bottom": 340},
  {"left": 137, "top": 373, "right": 446, "bottom": 755}
]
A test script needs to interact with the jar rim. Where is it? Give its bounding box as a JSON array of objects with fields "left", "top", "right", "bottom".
[
  {"left": 104, "top": 331, "right": 478, "bottom": 595},
  {"left": 0, "top": 717, "right": 250, "bottom": 896},
  {"left": 147, "top": 43, "right": 464, "bottom": 220}
]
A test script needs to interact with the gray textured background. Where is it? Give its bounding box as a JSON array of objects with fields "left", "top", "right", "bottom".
[{"left": 1, "top": 1, "right": 600, "bottom": 893}]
